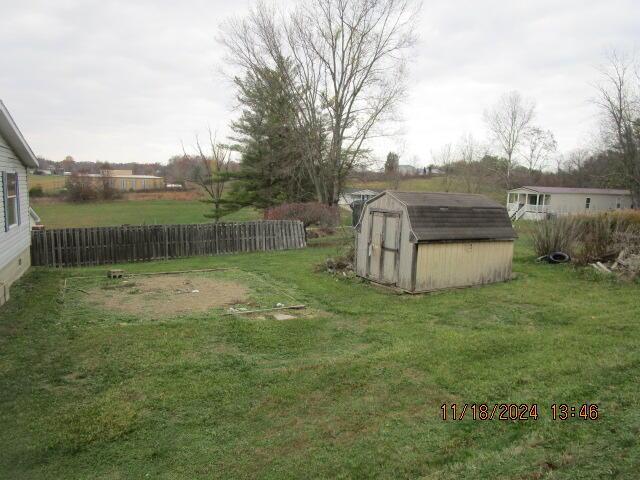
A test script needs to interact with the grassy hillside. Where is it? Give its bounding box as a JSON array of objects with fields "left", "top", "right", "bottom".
[
  {"left": 348, "top": 175, "right": 507, "bottom": 203},
  {"left": 1, "top": 233, "right": 639, "bottom": 478},
  {"left": 28, "top": 175, "right": 67, "bottom": 193},
  {"left": 33, "top": 199, "right": 260, "bottom": 228}
]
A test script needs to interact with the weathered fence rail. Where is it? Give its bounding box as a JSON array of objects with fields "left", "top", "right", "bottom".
[{"left": 31, "top": 220, "right": 306, "bottom": 267}]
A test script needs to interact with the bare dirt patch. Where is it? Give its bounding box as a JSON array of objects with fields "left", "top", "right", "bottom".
[{"left": 87, "top": 274, "right": 249, "bottom": 318}]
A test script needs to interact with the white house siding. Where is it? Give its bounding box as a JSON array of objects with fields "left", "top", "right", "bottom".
[
  {"left": 547, "top": 193, "right": 632, "bottom": 214},
  {"left": 0, "top": 132, "right": 32, "bottom": 280},
  {"left": 508, "top": 188, "right": 633, "bottom": 220}
]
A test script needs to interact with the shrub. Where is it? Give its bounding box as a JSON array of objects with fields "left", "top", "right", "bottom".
[
  {"left": 29, "top": 185, "right": 44, "bottom": 197},
  {"left": 66, "top": 175, "right": 99, "bottom": 202},
  {"left": 599, "top": 210, "right": 640, "bottom": 229},
  {"left": 532, "top": 212, "right": 640, "bottom": 265},
  {"left": 573, "top": 215, "right": 627, "bottom": 264},
  {"left": 264, "top": 202, "right": 339, "bottom": 228},
  {"left": 531, "top": 216, "right": 580, "bottom": 258},
  {"left": 65, "top": 175, "right": 123, "bottom": 202},
  {"left": 100, "top": 180, "right": 121, "bottom": 200}
]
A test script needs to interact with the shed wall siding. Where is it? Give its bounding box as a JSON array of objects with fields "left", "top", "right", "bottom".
[
  {"left": 396, "top": 206, "right": 415, "bottom": 291},
  {"left": 0, "top": 132, "right": 32, "bottom": 273},
  {"left": 414, "top": 241, "right": 513, "bottom": 292}
]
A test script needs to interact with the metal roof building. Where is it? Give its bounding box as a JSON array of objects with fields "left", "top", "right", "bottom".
[{"left": 355, "top": 191, "right": 517, "bottom": 293}]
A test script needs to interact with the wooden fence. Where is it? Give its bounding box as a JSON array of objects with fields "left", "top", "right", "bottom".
[{"left": 30, "top": 220, "right": 306, "bottom": 267}]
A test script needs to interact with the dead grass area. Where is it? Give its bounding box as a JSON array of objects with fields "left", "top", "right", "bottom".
[{"left": 87, "top": 274, "right": 249, "bottom": 318}]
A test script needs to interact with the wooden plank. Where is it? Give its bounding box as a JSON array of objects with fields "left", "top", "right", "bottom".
[
  {"left": 56, "top": 229, "right": 62, "bottom": 267},
  {"left": 43, "top": 229, "right": 49, "bottom": 266},
  {"left": 74, "top": 229, "right": 80, "bottom": 266}
]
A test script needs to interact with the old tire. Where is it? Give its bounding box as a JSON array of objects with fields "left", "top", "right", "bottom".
[{"left": 549, "top": 252, "right": 570, "bottom": 264}]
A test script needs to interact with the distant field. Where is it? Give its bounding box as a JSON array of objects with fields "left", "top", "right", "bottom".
[
  {"left": 28, "top": 175, "right": 66, "bottom": 193},
  {"left": 348, "top": 176, "right": 506, "bottom": 203},
  {"left": 33, "top": 199, "right": 261, "bottom": 228},
  {"left": 31, "top": 174, "right": 505, "bottom": 228}
]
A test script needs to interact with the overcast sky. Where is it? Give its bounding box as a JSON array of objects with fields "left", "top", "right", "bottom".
[{"left": 1, "top": 0, "right": 638, "bottom": 167}]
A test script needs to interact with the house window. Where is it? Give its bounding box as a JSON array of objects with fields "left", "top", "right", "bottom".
[
  {"left": 4, "top": 172, "right": 19, "bottom": 228},
  {"left": 585, "top": 197, "right": 591, "bottom": 209},
  {"left": 544, "top": 195, "right": 551, "bottom": 205},
  {"left": 617, "top": 197, "right": 621, "bottom": 209},
  {"left": 508, "top": 193, "right": 517, "bottom": 203},
  {"left": 527, "top": 194, "right": 538, "bottom": 205}
]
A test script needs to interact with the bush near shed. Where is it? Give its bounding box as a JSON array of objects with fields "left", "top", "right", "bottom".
[
  {"left": 532, "top": 211, "right": 640, "bottom": 277},
  {"left": 264, "top": 202, "right": 339, "bottom": 229}
]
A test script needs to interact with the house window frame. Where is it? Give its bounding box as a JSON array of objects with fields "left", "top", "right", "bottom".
[
  {"left": 3, "top": 171, "right": 20, "bottom": 230},
  {"left": 585, "top": 197, "right": 591, "bottom": 209}
]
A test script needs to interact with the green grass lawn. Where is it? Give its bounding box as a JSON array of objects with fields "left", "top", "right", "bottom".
[
  {"left": 1, "top": 233, "right": 639, "bottom": 478},
  {"left": 33, "top": 200, "right": 260, "bottom": 228}
]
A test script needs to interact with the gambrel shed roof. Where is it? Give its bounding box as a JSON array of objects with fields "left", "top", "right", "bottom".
[{"left": 363, "top": 191, "right": 517, "bottom": 243}]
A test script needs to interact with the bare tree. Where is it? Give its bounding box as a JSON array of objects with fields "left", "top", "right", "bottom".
[
  {"left": 552, "top": 152, "right": 566, "bottom": 174},
  {"left": 484, "top": 91, "right": 536, "bottom": 188},
  {"left": 522, "top": 127, "right": 557, "bottom": 179},
  {"left": 565, "top": 148, "right": 591, "bottom": 186},
  {"left": 185, "top": 131, "right": 238, "bottom": 222},
  {"left": 98, "top": 164, "right": 118, "bottom": 200},
  {"left": 594, "top": 50, "right": 640, "bottom": 207},
  {"left": 222, "top": 0, "right": 420, "bottom": 205},
  {"left": 431, "top": 143, "right": 454, "bottom": 191},
  {"left": 457, "top": 133, "right": 484, "bottom": 193}
]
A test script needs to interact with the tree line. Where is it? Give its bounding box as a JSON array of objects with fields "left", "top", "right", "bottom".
[
  {"left": 424, "top": 51, "right": 640, "bottom": 203},
  {"left": 39, "top": 3, "right": 639, "bottom": 217}
]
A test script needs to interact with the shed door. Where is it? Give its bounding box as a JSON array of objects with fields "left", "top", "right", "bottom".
[{"left": 367, "top": 211, "right": 401, "bottom": 285}]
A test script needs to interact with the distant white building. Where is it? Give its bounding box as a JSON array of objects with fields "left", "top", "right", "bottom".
[
  {"left": 397, "top": 164, "right": 417, "bottom": 175},
  {"left": 507, "top": 186, "right": 633, "bottom": 220},
  {"left": 74, "top": 169, "right": 165, "bottom": 191},
  {"left": 339, "top": 188, "right": 381, "bottom": 209}
]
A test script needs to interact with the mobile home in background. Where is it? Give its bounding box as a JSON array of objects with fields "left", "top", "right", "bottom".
[{"left": 507, "top": 186, "right": 632, "bottom": 221}]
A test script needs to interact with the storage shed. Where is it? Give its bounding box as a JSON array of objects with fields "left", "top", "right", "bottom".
[{"left": 355, "top": 191, "right": 517, "bottom": 292}]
